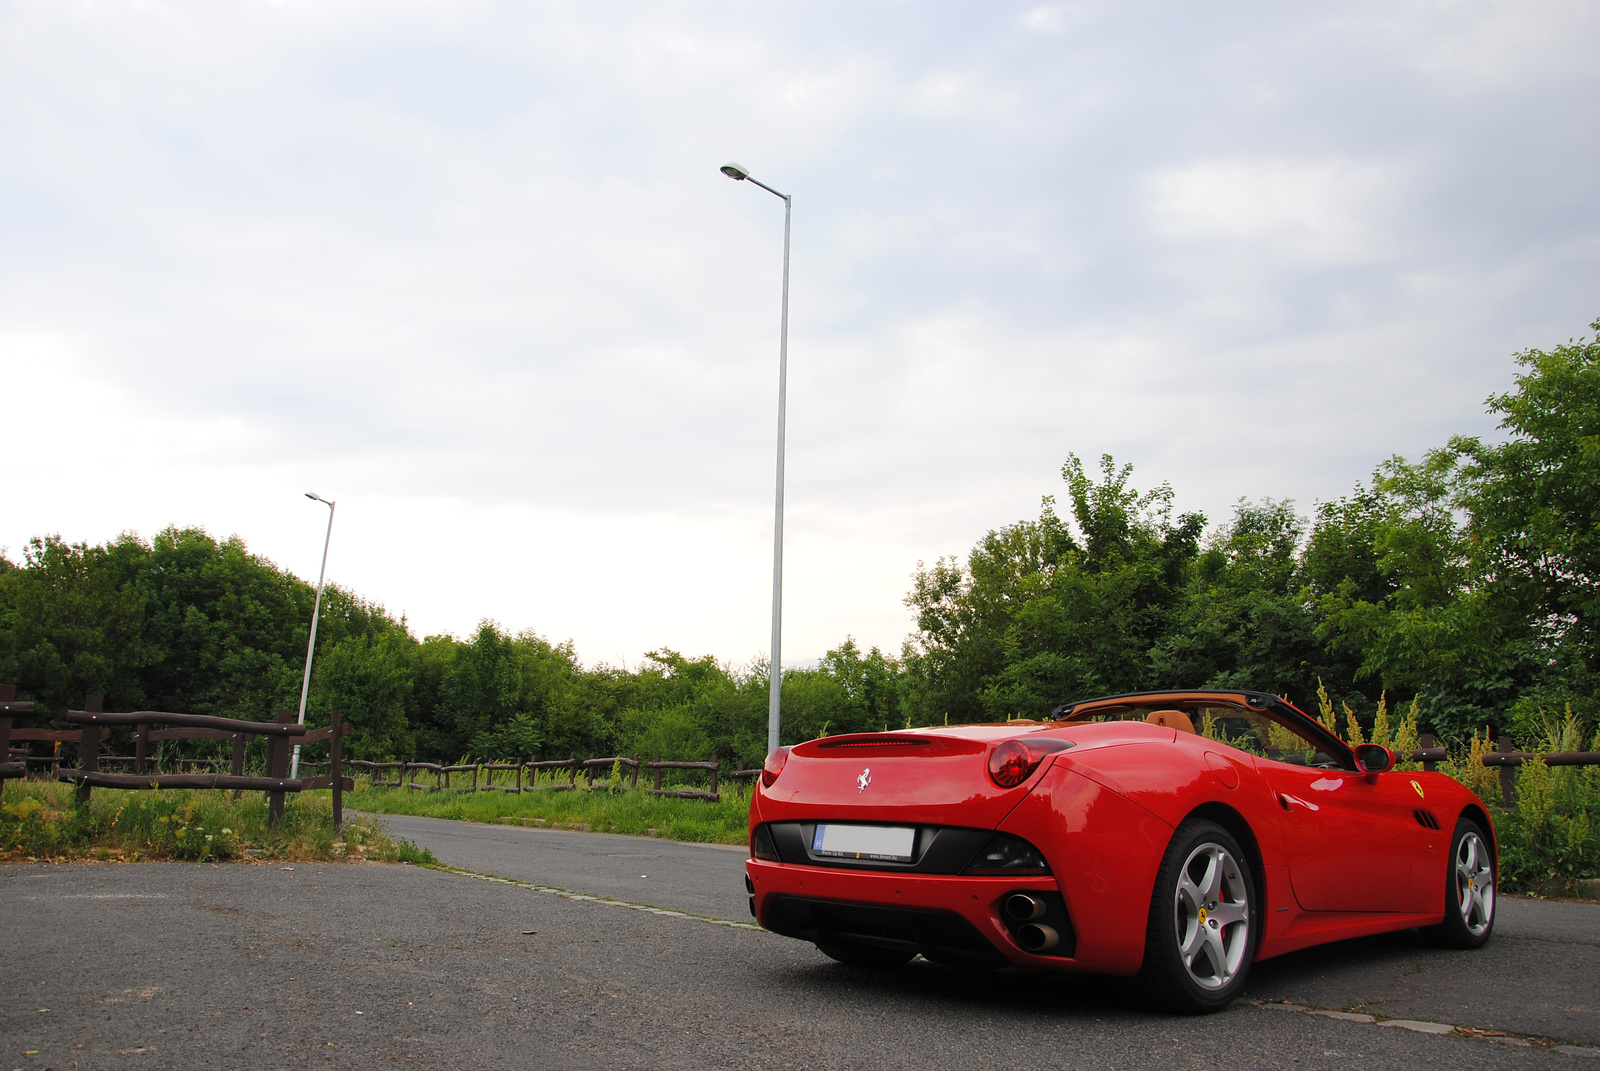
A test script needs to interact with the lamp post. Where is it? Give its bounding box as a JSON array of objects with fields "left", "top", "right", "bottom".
[
  {"left": 290, "top": 492, "right": 335, "bottom": 780},
  {"left": 720, "top": 161, "right": 791, "bottom": 756}
]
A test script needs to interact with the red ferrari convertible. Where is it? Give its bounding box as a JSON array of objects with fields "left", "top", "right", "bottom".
[{"left": 745, "top": 689, "right": 1496, "bottom": 1013}]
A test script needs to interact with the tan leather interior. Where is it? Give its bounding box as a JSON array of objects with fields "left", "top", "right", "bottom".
[{"left": 1145, "top": 709, "right": 1196, "bottom": 735}]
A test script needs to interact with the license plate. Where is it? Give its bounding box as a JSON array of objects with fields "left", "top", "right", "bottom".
[{"left": 811, "top": 824, "right": 915, "bottom": 862}]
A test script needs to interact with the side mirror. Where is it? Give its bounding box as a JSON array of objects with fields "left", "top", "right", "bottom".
[{"left": 1353, "top": 743, "right": 1395, "bottom": 782}]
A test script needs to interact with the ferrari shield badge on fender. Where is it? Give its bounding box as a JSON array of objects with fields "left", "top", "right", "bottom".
[
  {"left": 1411, "top": 779, "right": 1425, "bottom": 799},
  {"left": 857, "top": 767, "right": 872, "bottom": 793}
]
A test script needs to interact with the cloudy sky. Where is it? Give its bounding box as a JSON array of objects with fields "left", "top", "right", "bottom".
[{"left": 3, "top": 1, "right": 1597, "bottom": 669}]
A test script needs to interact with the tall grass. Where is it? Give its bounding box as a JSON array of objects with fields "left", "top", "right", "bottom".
[
  {"left": 1483, "top": 711, "right": 1600, "bottom": 897},
  {"left": 0, "top": 779, "right": 396, "bottom": 863}
]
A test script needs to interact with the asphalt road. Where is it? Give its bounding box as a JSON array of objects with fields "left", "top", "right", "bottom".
[
  {"left": 377, "top": 813, "right": 751, "bottom": 920},
  {"left": 4, "top": 816, "right": 1596, "bottom": 1070},
  {"left": 379, "top": 813, "right": 1600, "bottom": 1044}
]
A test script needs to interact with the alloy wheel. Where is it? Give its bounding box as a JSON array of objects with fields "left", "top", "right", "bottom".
[
  {"left": 1454, "top": 829, "right": 1495, "bottom": 938},
  {"left": 1173, "top": 842, "right": 1250, "bottom": 991}
]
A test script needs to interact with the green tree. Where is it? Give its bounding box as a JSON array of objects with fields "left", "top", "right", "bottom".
[
  {"left": 1311, "top": 455, "right": 1540, "bottom": 739},
  {"left": 309, "top": 631, "right": 416, "bottom": 759},
  {"left": 902, "top": 454, "right": 1205, "bottom": 723},
  {"left": 424, "top": 622, "right": 593, "bottom": 760},
  {"left": 613, "top": 650, "right": 765, "bottom": 763},
  {"left": 1150, "top": 498, "right": 1322, "bottom": 702},
  {"left": 0, "top": 534, "right": 156, "bottom": 713},
  {"left": 1452, "top": 319, "right": 1600, "bottom": 722},
  {"left": 132, "top": 527, "right": 316, "bottom": 720}
]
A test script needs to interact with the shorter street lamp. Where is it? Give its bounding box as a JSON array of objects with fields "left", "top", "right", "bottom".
[{"left": 290, "top": 492, "right": 335, "bottom": 780}]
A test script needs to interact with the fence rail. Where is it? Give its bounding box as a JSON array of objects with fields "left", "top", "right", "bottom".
[
  {"left": 1478, "top": 736, "right": 1600, "bottom": 808},
  {"left": 0, "top": 688, "right": 352, "bottom": 829},
  {"left": 346, "top": 752, "right": 727, "bottom": 800}
]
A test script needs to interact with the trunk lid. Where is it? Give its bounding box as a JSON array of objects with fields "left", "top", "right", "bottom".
[{"left": 758, "top": 725, "right": 1070, "bottom": 829}]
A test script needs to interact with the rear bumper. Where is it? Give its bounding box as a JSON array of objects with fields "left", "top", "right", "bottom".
[{"left": 746, "top": 859, "right": 1092, "bottom": 971}]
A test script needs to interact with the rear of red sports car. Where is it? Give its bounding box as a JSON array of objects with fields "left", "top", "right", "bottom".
[
  {"left": 748, "top": 692, "right": 1498, "bottom": 1015},
  {"left": 744, "top": 723, "right": 1175, "bottom": 977}
]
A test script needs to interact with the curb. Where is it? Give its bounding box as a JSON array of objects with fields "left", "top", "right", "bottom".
[{"left": 1256, "top": 1000, "right": 1599, "bottom": 1056}]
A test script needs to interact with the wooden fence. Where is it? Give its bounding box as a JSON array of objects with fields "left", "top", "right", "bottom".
[
  {"left": 1, "top": 688, "right": 353, "bottom": 829},
  {"left": 8, "top": 684, "right": 1597, "bottom": 816},
  {"left": 1479, "top": 736, "right": 1600, "bottom": 809},
  {"left": 0, "top": 685, "right": 34, "bottom": 785},
  {"left": 258, "top": 734, "right": 1600, "bottom": 810},
  {"left": 348, "top": 753, "right": 749, "bottom": 802}
]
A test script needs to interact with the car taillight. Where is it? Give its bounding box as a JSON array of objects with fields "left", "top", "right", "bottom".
[
  {"left": 761, "top": 746, "right": 790, "bottom": 787},
  {"left": 751, "top": 824, "right": 780, "bottom": 861},
  {"left": 987, "top": 737, "right": 1073, "bottom": 788},
  {"left": 962, "top": 832, "right": 1051, "bottom": 875}
]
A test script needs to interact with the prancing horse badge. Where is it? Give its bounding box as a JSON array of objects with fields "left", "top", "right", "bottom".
[{"left": 857, "top": 767, "right": 872, "bottom": 793}]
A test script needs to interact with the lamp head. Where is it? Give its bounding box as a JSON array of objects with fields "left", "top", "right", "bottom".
[
  {"left": 719, "top": 162, "right": 749, "bottom": 181},
  {"left": 305, "top": 492, "right": 331, "bottom": 505}
]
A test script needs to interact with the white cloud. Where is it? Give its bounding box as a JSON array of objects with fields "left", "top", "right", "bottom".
[
  {"left": 2, "top": 0, "right": 1596, "bottom": 666},
  {"left": 1145, "top": 157, "right": 1410, "bottom": 267}
]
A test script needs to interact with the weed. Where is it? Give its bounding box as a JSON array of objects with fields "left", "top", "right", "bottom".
[
  {"left": 395, "top": 838, "right": 438, "bottom": 865},
  {"left": 0, "top": 779, "right": 396, "bottom": 863}
]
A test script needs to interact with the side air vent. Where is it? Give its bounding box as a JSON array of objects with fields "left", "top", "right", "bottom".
[{"left": 1413, "top": 808, "right": 1441, "bottom": 831}]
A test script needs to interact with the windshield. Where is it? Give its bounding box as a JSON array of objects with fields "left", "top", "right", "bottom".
[{"left": 1060, "top": 702, "right": 1346, "bottom": 769}]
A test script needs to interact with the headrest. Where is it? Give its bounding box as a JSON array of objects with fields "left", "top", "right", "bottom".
[{"left": 1145, "top": 709, "right": 1196, "bottom": 735}]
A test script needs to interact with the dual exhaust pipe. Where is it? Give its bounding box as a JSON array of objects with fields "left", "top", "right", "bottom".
[{"left": 1004, "top": 893, "right": 1060, "bottom": 952}]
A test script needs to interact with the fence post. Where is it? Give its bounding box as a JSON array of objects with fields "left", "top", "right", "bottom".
[
  {"left": 76, "top": 695, "right": 103, "bottom": 804},
  {"left": 1419, "top": 734, "right": 1437, "bottom": 773},
  {"left": 569, "top": 753, "right": 577, "bottom": 788},
  {"left": 134, "top": 723, "right": 146, "bottom": 775},
  {"left": 709, "top": 755, "right": 718, "bottom": 800},
  {"left": 587, "top": 754, "right": 596, "bottom": 789},
  {"left": 1, "top": 689, "right": 13, "bottom": 792},
  {"left": 330, "top": 709, "right": 344, "bottom": 833},
  {"left": 266, "top": 708, "right": 292, "bottom": 827},
  {"left": 471, "top": 763, "right": 479, "bottom": 793},
  {"left": 516, "top": 760, "right": 523, "bottom": 794},
  {"left": 0, "top": 686, "right": 11, "bottom": 783},
  {"left": 1497, "top": 736, "right": 1517, "bottom": 809},
  {"left": 654, "top": 753, "right": 662, "bottom": 793},
  {"left": 230, "top": 733, "right": 247, "bottom": 799},
  {"left": 630, "top": 753, "right": 639, "bottom": 790}
]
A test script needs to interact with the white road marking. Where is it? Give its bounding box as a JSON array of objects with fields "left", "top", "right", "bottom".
[{"left": 429, "top": 863, "right": 764, "bottom": 931}]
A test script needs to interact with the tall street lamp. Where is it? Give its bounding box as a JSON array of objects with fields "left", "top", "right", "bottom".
[
  {"left": 291, "top": 492, "right": 336, "bottom": 780},
  {"left": 720, "top": 161, "right": 791, "bottom": 756}
]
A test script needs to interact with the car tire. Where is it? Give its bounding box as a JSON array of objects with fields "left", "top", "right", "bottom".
[
  {"left": 1425, "top": 817, "right": 1496, "bottom": 949},
  {"left": 1135, "top": 819, "right": 1259, "bottom": 1015},
  {"left": 816, "top": 942, "right": 916, "bottom": 969}
]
